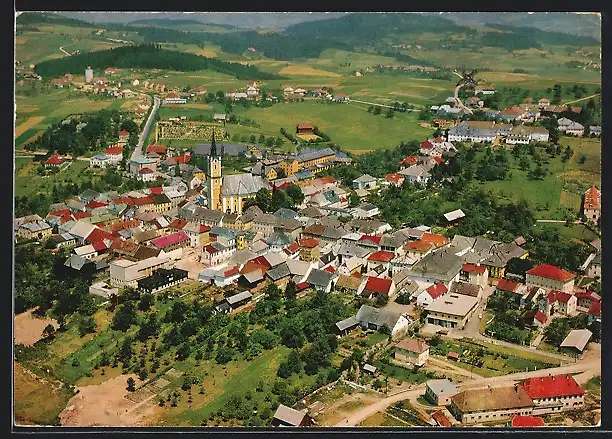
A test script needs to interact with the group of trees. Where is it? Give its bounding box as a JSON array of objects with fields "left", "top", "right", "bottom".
[
  {"left": 367, "top": 105, "right": 396, "bottom": 119},
  {"left": 243, "top": 185, "right": 305, "bottom": 213},
  {"left": 34, "top": 44, "right": 281, "bottom": 80},
  {"left": 544, "top": 314, "right": 601, "bottom": 346},
  {"left": 29, "top": 109, "right": 136, "bottom": 156}
]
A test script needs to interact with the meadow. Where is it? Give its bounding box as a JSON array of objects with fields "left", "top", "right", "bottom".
[{"left": 14, "top": 158, "right": 100, "bottom": 198}]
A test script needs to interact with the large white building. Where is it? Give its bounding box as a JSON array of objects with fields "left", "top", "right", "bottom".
[
  {"left": 425, "top": 293, "right": 479, "bottom": 329},
  {"left": 525, "top": 264, "right": 575, "bottom": 293},
  {"left": 109, "top": 256, "right": 169, "bottom": 288},
  {"left": 85, "top": 66, "right": 94, "bottom": 83}
]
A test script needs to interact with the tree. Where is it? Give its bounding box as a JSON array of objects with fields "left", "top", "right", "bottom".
[
  {"left": 280, "top": 320, "right": 305, "bottom": 349},
  {"left": 374, "top": 294, "right": 389, "bottom": 307},
  {"left": 386, "top": 109, "right": 395, "bottom": 119},
  {"left": 215, "top": 347, "right": 234, "bottom": 364},
  {"left": 367, "top": 105, "right": 374, "bottom": 113},
  {"left": 77, "top": 314, "right": 97, "bottom": 336},
  {"left": 286, "top": 184, "right": 304, "bottom": 206},
  {"left": 112, "top": 301, "right": 137, "bottom": 331},
  {"left": 127, "top": 377, "right": 136, "bottom": 392},
  {"left": 138, "top": 293, "right": 154, "bottom": 312},
  {"left": 349, "top": 193, "right": 360, "bottom": 208},
  {"left": 373, "top": 107, "right": 381, "bottom": 115},
  {"left": 43, "top": 324, "right": 56, "bottom": 340}
]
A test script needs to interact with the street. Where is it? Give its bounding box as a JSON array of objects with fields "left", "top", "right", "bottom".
[{"left": 131, "top": 95, "right": 160, "bottom": 162}]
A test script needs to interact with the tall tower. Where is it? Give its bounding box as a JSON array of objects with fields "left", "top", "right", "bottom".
[
  {"left": 207, "top": 131, "right": 222, "bottom": 211},
  {"left": 85, "top": 66, "right": 94, "bottom": 83}
]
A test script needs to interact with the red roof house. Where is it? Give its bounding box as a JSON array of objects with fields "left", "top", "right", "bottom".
[
  {"left": 363, "top": 277, "right": 394, "bottom": 296},
  {"left": 520, "top": 374, "right": 585, "bottom": 400},
  {"left": 497, "top": 278, "right": 520, "bottom": 293},
  {"left": 400, "top": 155, "right": 418, "bottom": 166},
  {"left": 420, "top": 140, "right": 433, "bottom": 150},
  {"left": 86, "top": 200, "right": 109, "bottom": 209},
  {"left": 359, "top": 235, "right": 382, "bottom": 246},
  {"left": 85, "top": 228, "right": 115, "bottom": 245},
  {"left": 461, "top": 263, "right": 487, "bottom": 274},
  {"left": 299, "top": 238, "right": 320, "bottom": 249},
  {"left": 150, "top": 231, "right": 190, "bottom": 250},
  {"left": 527, "top": 264, "right": 575, "bottom": 281},
  {"left": 132, "top": 196, "right": 154, "bottom": 206},
  {"left": 104, "top": 145, "right": 124, "bottom": 155},
  {"left": 426, "top": 281, "right": 448, "bottom": 299},
  {"left": 367, "top": 250, "right": 396, "bottom": 263},
  {"left": 588, "top": 300, "right": 601, "bottom": 318},
  {"left": 385, "top": 173, "right": 405, "bottom": 185},
  {"left": 545, "top": 290, "right": 573, "bottom": 304},
  {"left": 285, "top": 241, "right": 300, "bottom": 256},
  {"left": 147, "top": 144, "right": 167, "bottom": 154},
  {"left": 420, "top": 232, "right": 449, "bottom": 248},
  {"left": 404, "top": 239, "right": 435, "bottom": 253},
  {"left": 511, "top": 415, "right": 545, "bottom": 428},
  {"left": 583, "top": 186, "right": 601, "bottom": 210},
  {"left": 119, "top": 129, "right": 129, "bottom": 136},
  {"left": 324, "top": 265, "right": 336, "bottom": 273},
  {"left": 45, "top": 154, "right": 66, "bottom": 167},
  {"left": 149, "top": 187, "right": 164, "bottom": 195},
  {"left": 72, "top": 211, "right": 92, "bottom": 220}
]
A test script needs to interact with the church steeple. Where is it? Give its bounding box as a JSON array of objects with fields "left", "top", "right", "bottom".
[{"left": 210, "top": 130, "right": 218, "bottom": 157}]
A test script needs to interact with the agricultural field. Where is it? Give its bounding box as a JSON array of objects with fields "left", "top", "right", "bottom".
[{"left": 232, "top": 101, "right": 436, "bottom": 152}]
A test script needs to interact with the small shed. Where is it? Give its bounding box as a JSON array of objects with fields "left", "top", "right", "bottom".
[
  {"left": 447, "top": 352, "right": 459, "bottom": 361},
  {"left": 363, "top": 364, "right": 377, "bottom": 375},
  {"left": 560, "top": 329, "right": 592, "bottom": 355},
  {"left": 444, "top": 209, "right": 465, "bottom": 223}
]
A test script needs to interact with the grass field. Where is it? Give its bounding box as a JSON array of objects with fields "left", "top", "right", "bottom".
[
  {"left": 534, "top": 222, "right": 599, "bottom": 244},
  {"left": 14, "top": 158, "right": 97, "bottom": 197},
  {"left": 232, "top": 101, "right": 435, "bottom": 151},
  {"left": 279, "top": 65, "right": 342, "bottom": 77},
  {"left": 359, "top": 411, "right": 409, "bottom": 427}
]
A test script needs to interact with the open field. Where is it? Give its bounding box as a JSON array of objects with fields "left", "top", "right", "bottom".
[
  {"left": 232, "top": 101, "right": 435, "bottom": 150},
  {"left": 534, "top": 222, "right": 599, "bottom": 244},
  {"left": 359, "top": 411, "right": 410, "bottom": 427},
  {"left": 14, "top": 361, "right": 74, "bottom": 426},
  {"left": 279, "top": 65, "right": 342, "bottom": 77},
  {"left": 14, "top": 310, "right": 59, "bottom": 347},
  {"left": 14, "top": 159, "right": 99, "bottom": 198},
  {"left": 15, "top": 116, "right": 45, "bottom": 138}
]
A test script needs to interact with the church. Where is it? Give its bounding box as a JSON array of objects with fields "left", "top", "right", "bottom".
[{"left": 207, "top": 133, "right": 269, "bottom": 215}]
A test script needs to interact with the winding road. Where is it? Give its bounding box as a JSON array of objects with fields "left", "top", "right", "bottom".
[{"left": 59, "top": 46, "right": 71, "bottom": 56}]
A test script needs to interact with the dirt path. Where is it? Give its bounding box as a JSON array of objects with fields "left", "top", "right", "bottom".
[{"left": 428, "top": 356, "right": 485, "bottom": 379}]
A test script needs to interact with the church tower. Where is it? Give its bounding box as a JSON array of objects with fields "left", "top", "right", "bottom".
[{"left": 207, "top": 131, "right": 222, "bottom": 211}]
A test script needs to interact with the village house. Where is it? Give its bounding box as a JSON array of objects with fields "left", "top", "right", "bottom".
[
  {"left": 354, "top": 304, "right": 411, "bottom": 340},
  {"left": 416, "top": 281, "right": 448, "bottom": 307},
  {"left": 425, "top": 293, "right": 479, "bottom": 329},
  {"left": 521, "top": 309, "right": 548, "bottom": 329},
  {"left": 361, "top": 276, "right": 396, "bottom": 299},
  {"left": 539, "top": 290, "right": 577, "bottom": 316},
  {"left": 449, "top": 385, "right": 535, "bottom": 424},
  {"left": 526, "top": 264, "right": 575, "bottom": 293},
  {"left": 109, "top": 256, "right": 169, "bottom": 288},
  {"left": 272, "top": 405, "right": 312, "bottom": 427},
  {"left": 425, "top": 379, "right": 458, "bottom": 406},
  {"left": 521, "top": 374, "right": 585, "bottom": 415},
  {"left": 582, "top": 186, "right": 601, "bottom": 224},
  {"left": 394, "top": 338, "right": 430, "bottom": 366},
  {"left": 138, "top": 267, "right": 188, "bottom": 294},
  {"left": 459, "top": 263, "right": 489, "bottom": 289},
  {"left": 215, "top": 290, "right": 253, "bottom": 314}
]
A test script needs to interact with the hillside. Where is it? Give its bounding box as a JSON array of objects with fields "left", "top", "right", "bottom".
[
  {"left": 32, "top": 44, "right": 283, "bottom": 80},
  {"left": 437, "top": 12, "right": 601, "bottom": 41}
]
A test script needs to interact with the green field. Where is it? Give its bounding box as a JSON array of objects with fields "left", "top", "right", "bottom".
[
  {"left": 232, "top": 101, "right": 435, "bottom": 151},
  {"left": 14, "top": 158, "right": 98, "bottom": 197},
  {"left": 534, "top": 222, "right": 599, "bottom": 244}
]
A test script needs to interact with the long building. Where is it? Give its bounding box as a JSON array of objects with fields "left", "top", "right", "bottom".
[
  {"left": 109, "top": 256, "right": 169, "bottom": 287},
  {"left": 448, "top": 121, "right": 548, "bottom": 144}
]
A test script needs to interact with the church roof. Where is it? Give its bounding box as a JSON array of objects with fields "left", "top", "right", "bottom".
[{"left": 221, "top": 174, "right": 268, "bottom": 196}]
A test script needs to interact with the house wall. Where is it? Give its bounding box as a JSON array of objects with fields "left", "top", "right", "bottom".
[
  {"left": 391, "top": 316, "right": 410, "bottom": 340},
  {"left": 531, "top": 394, "right": 584, "bottom": 415},
  {"left": 395, "top": 348, "right": 429, "bottom": 366},
  {"left": 526, "top": 274, "right": 574, "bottom": 293},
  {"left": 450, "top": 402, "right": 534, "bottom": 424},
  {"left": 583, "top": 207, "right": 600, "bottom": 223},
  {"left": 425, "top": 385, "right": 455, "bottom": 406},
  {"left": 427, "top": 304, "right": 477, "bottom": 329}
]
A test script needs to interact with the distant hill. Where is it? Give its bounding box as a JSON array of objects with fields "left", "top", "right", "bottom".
[
  {"left": 33, "top": 44, "right": 283, "bottom": 80},
  {"left": 16, "top": 12, "right": 96, "bottom": 28},
  {"left": 284, "top": 12, "right": 467, "bottom": 42},
  {"left": 434, "top": 12, "right": 601, "bottom": 41},
  {"left": 130, "top": 18, "right": 236, "bottom": 29}
]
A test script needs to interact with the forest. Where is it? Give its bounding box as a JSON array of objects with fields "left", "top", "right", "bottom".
[{"left": 33, "top": 44, "right": 282, "bottom": 80}]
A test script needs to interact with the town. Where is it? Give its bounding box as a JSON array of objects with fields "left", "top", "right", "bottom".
[{"left": 14, "top": 11, "right": 601, "bottom": 429}]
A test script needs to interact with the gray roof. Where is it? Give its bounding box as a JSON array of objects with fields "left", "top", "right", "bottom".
[
  {"left": 276, "top": 218, "right": 302, "bottom": 233},
  {"left": 191, "top": 207, "right": 224, "bottom": 224},
  {"left": 408, "top": 248, "right": 464, "bottom": 282},
  {"left": 79, "top": 189, "right": 101, "bottom": 202},
  {"left": 300, "top": 206, "right": 325, "bottom": 218},
  {"left": 273, "top": 404, "right": 308, "bottom": 426},
  {"left": 449, "top": 281, "right": 481, "bottom": 298},
  {"left": 194, "top": 143, "right": 249, "bottom": 157},
  {"left": 306, "top": 268, "right": 335, "bottom": 287},
  {"left": 336, "top": 315, "right": 359, "bottom": 332},
  {"left": 266, "top": 262, "right": 291, "bottom": 281},
  {"left": 363, "top": 364, "right": 377, "bottom": 373},
  {"left": 336, "top": 242, "right": 370, "bottom": 259},
  {"left": 221, "top": 174, "right": 268, "bottom": 196},
  {"left": 250, "top": 240, "right": 269, "bottom": 253},
  {"left": 242, "top": 269, "right": 265, "bottom": 283},
  {"left": 592, "top": 251, "right": 601, "bottom": 265},
  {"left": 356, "top": 305, "right": 404, "bottom": 329},
  {"left": 354, "top": 174, "right": 377, "bottom": 183},
  {"left": 64, "top": 254, "right": 91, "bottom": 270},
  {"left": 230, "top": 249, "right": 258, "bottom": 266},
  {"left": 425, "top": 293, "right": 479, "bottom": 317},
  {"left": 357, "top": 203, "right": 378, "bottom": 211},
  {"left": 267, "top": 232, "right": 295, "bottom": 247},
  {"left": 226, "top": 291, "right": 253, "bottom": 305},
  {"left": 427, "top": 379, "right": 457, "bottom": 397},
  {"left": 274, "top": 207, "right": 298, "bottom": 220},
  {"left": 381, "top": 233, "right": 407, "bottom": 249},
  {"left": 209, "top": 226, "right": 236, "bottom": 240},
  {"left": 560, "top": 329, "right": 592, "bottom": 352},
  {"left": 297, "top": 147, "right": 336, "bottom": 164},
  {"left": 396, "top": 227, "right": 425, "bottom": 240}
]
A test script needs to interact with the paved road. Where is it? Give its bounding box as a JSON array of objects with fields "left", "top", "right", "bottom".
[
  {"left": 334, "top": 354, "right": 600, "bottom": 426},
  {"left": 131, "top": 95, "right": 160, "bottom": 161}
]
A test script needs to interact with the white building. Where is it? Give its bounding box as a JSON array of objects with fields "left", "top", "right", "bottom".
[
  {"left": 90, "top": 154, "right": 111, "bottom": 168},
  {"left": 525, "top": 264, "right": 575, "bottom": 293},
  {"left": 85, "top": 66, "right": 94, "bottom": 83},
  {"left": 109, "top": 256, "right": 169, "bottom": 288}
]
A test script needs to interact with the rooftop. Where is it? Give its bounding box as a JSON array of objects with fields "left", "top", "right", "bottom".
[
  {"left": 560, "top": 329, "right": 592, "bottom": 352},
  {"left": 521, "top": 374, "right": 585, "bottom": 399},
  {"left": 451, "top": 386, "right": 533, "bottom": 413},
  {"left": 425, "top": 293, "right": 478, "bottom": 317},
  {"left": 527, "top": 264, "right": 575, "bottom": 281},
  {"left": 395, "top": 338, "right": 429, "bottom": 354}
]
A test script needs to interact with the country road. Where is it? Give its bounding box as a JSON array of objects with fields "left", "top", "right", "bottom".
[
  {"left": 59, "top": 46, "right": 71, "bottom": 56},
  {"left": 454, "top": 83, "right": 473, "bottom": 115},
  {"left": 334, "top": 353, "right": 600, "bottom": 427},
  {"left": 131, "top": 95, "right": 160, "bottom": 161},
  {"left": 536, "top": 219, "right": 582, "bottom": 224},
  {"left": 562, "top": 93, "right": 600, "bottom": 106},
  {"left": 349, "top": 99, "right": 414, "bottom": 110}
]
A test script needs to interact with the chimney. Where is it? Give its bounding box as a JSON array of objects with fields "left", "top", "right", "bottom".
[{"left": 515, "top": 384, "right": 519, "bottom": 392}]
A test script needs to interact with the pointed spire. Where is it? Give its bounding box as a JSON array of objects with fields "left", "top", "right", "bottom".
[{"left": 211, "top": 130, "right": 218, "bottom": 157}]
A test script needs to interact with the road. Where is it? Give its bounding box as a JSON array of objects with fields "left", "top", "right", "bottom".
[
  {"left": 59, "top": 46, "right": 71, "bottom": 56},
  {"left": 453, "top": 83, "right": 473, "bottom": 115},
  {"left": 349, "top": 99, "right": 414, "bottom": 110},
  {"left": 334, "top": 354, "right": 600, "bottom": 426},
  {"left": 131, "top": 95, "right": 160, "bottom": 161},
  {"left": 562, "top": 93, "right": 600, "bottom": 106},
  {"left": 536, "top": 219, "right": 582, "bottom": 224}
]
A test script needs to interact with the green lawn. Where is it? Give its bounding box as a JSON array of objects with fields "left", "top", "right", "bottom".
[
  {"left": 372, "top": 360, "right": 430, "bottom": 384},
  {"left": 534, "top": 222, "right": 599, "bottom": 244},
  {"left": 232, "top": 101, "right": 435, "bottom": 151}
]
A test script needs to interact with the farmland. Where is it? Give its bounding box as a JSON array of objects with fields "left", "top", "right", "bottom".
[{"left": 14, "top": 158, "right": 99, "bottom": 198}]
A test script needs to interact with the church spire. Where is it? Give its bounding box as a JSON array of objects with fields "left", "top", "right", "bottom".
[{"left": 211, "top": 130, "right": 218, "bottom": 157}]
